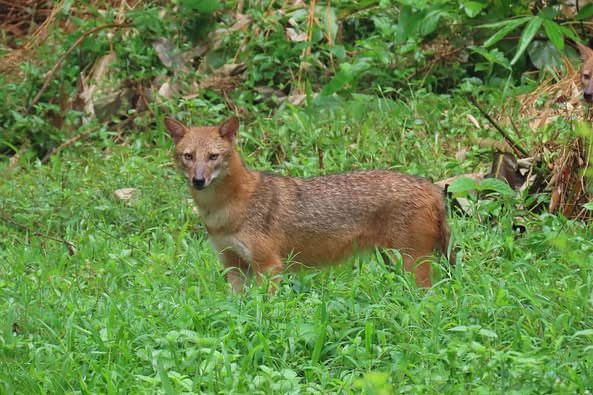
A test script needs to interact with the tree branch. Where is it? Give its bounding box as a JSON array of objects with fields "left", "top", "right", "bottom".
[{"left": 0, "top": 212, "right": 76, "bottom": 255}]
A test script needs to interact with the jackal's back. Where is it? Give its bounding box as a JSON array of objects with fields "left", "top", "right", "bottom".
[{"left": 242, "top": 170, "right": 450, "bottom": 264}]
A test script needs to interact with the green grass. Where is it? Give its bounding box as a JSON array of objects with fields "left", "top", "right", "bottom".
[{"left": 1, "top": 94, "right": 593, "bottom": 393}]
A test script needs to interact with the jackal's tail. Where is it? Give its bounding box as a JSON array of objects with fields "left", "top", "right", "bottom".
[
  {"left": 438, "top": 214, "right": 456, "bottom": 266},
  {"left": 439, "top": 186, "right": 456, "bottom": 266}
]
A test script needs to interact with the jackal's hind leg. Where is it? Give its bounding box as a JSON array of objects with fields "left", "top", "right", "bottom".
[
  {"left": 382, "top": 249, "right": 432, "bottom": 288},
  {"left": 403, "top": 254, "right": 432, "bottom": 288}
]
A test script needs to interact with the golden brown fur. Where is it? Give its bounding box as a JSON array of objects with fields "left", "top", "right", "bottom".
[
  {"left": 164, "top": 116, "right": 454, "bottom": 292},
  {"left": 576, "top": 42, "right": 593, "bottom": 103}
]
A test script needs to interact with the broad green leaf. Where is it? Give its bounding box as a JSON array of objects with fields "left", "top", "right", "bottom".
[
  {"left": 447, "top": 177, "right": 479, "bottom": 194},
  {"left": 317, "top": 5, "right": 338, "bottom": 44},
  {"left": 182, "top": 0, "right": 220, "bottom": 13},
  {"left": 463, "top": 1, "right": 486, "bottom": 18},
  {"left": 576, "top": 3, "right": 593, "bottom": 20},
  {"left": 354, "top": 372, "right": 392, "bottom": 392},
  {"left": 542, "top": 19, "right": 564, "bottom": 50},
  {"left": 479, "top": 16, "right": 530, "bottom": 29},
  {"left": 483, "top": 18, "right": 530, "bottom": 48},
  {"left": 479, "top": 328, "right": 498, "bottom": 338},
  {"left": 539, "top": 6, "right": 558, "bottom": 20},
  {"left": 419, "top": 9, "right": 444, "bottom": 36},
  {"left": 471, "top": 46, "right": 511, "bottom": 69},
  {"left": 289, "top": 8, "right": 309, "bottom": 23},
  {"left": 559, "top": 25, "right": 579, "bottom": 42},
  {"left": 478, "top": 178, "right": 515, "bottom": 197},
  {"left": 398, "top": 5, "right": 423, "bottom": 40},
  {"left": 575, "top": 120, "right": 593, "bottom": 138},
  {"left": 573, "top": 329, "right": 593, "bottom": 337},
  {"left": 330, "top": 45, "right": 346, "bottom": 60},
  {"left": 528, "top": 40, "right": 562, "bottom": 69},
  {"left": 470, "top": 341, "right": 487, "bottom": 352},
  {"left": 321, "top": 70, "right": 352, "bottom": 96},
  {"left": 63, "top": 0, "right": 73, "bottom": 14},
  {"left": 584, "top": 201, "right": 593, "bottom": 211},
  {"left": 448, "top": 325, "right": 470, "bottom": 332},
  {"left": 511, "top": 16, "right": 544, "bottom": 65}
]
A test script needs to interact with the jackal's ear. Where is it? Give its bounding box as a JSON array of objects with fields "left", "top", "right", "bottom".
[
  {"left": 576, "top": 42, "right": 593, "bottom": 61},
  {"left": 164, "top": 117, "right": 188, "bottom": 144},
  {"left": 219, "top": 116, "right": 239, "bottom": 143}
]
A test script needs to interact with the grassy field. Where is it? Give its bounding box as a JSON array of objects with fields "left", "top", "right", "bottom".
[{"left": 1, "top": 93, "right": 593, "bottom": 393}]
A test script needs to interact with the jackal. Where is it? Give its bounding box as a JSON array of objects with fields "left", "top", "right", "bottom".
[
  {"left": 576, "top": 42, "right": 593, "bottom": 102},
  {"left": 165, "top": 116, "right": 454, "bottom": 292}
]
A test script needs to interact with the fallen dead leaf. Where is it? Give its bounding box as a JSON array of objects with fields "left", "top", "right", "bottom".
[
  {"left": 455, "top": 148, "right": 468, "bottom": 161},
  {"left": 157, "top": 81, "right": 180, "bottom": 99},
  {"left": 286, "top": 27, "right": 307, "bottom": 42},
  {"left": 467, "top": 113, "right": 481, "bottom": 129},
  {"left": 286, "top": 94, "right": 307, "bottom": 106},
  {"left": 114, "top": 188, "right": 141, "bottom": 201},
  {"left": 153, "top": 37, "right": 189, "bottom": 72},
  {"left": 231, "top": 13, "right": 252, "bottom": 31}
]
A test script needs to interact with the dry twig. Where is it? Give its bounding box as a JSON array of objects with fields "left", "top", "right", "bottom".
[
  {"left": 0, "top": 212, "right": 76, "bottom": 255},
  {"left": 41, "top": 126, "right": 100, "bottom": 164},
  {"left": 468, "top": 95, "right": 529, "bottom": 157}
]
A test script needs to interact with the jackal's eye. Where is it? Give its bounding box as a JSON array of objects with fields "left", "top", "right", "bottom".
[
  {"left": 584, "top": 73, "right": 591, "bottom": 80},
  {"left": 183, "top": 152, "right": 193, "bottom": 161},
  {"left": 208, "top": 153, "right": 219, "bottom": 161}
]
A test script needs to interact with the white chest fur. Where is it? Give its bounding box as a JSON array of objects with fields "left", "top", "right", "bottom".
[
  {"left": 191, "top": 192, "right": 251, "bottom": 261},
  {"left": 209, "top": 234, "right": 252, "bottom": 262}
]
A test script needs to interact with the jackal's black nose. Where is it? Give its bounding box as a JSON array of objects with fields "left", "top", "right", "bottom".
[
  {"left": 192, "top": 177, "right": 206, "bottom": 189},
  {"left": 585, "top": 92, "right": 593, "bottom": 103}
]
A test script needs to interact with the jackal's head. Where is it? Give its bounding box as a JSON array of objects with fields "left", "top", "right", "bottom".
[
  {"left": 577, "top": 42, "right": 593, "bottom": 103},
  {"left": 164, "top": 116, "right": 239, "bottom": 190}
]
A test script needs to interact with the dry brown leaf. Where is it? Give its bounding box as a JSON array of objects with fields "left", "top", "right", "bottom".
[
  {"left": 467, "top": 114, "right": 481, "bottom": 129},
  {"left": 286, "top": 27, "right": 307, "bottom": 42},
  {"left": 455, "top": 148, "right": 468, "bottom": 161},
  {"left": 153, "top": 37, "right": 189, "bottom": 72},
  {"left": 286, "top": 94, "right": 307, "bottom": 106},
  {"left": 504, "top": 57, "right": 588, "bottom": 129},
  {"left": 231, "top": 13, "right": 252, "bottom": 31},
  {"left": 79, "top": 51, "right": 118, "bottom": 120},
  {"left": 114, "top": 188, "right": 141, "bottom": 202}
]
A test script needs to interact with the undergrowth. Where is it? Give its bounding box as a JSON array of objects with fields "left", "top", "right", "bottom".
[
  {"left": 2, "top": 95, "right": 593, "bottom": 393},
  {"left": 2, "top": 0, "right": 593, "bottom": 393}
]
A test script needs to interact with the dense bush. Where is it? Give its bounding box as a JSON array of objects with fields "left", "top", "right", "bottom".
[{"left": 0, "top": 0, "right": 590, "bottom": 158}]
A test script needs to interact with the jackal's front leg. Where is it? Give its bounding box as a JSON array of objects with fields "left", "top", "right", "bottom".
[
  {"left": 220, "top": 250, "right": 249, "bottom": 292},
  {"left": 252, "top": 252, "right": 284, "bottom": 294}
]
